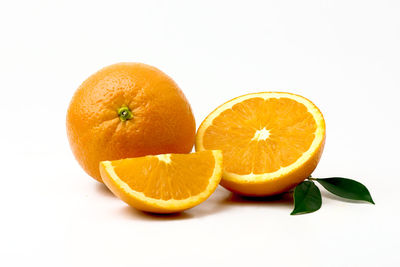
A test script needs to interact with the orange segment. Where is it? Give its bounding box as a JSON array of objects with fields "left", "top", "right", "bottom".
[
  {"left": 196, "top": 92, "right": 325, "bottom": 196},
  {"left": 100, "top": 150, "right": 223, "bottom": 213}
]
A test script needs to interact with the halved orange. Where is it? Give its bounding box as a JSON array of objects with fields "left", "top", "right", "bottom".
[
  {"left": 196, "top": 92, "right": 325, "bottom": 196},
  {"left": 99, "top": 150, "right": 223, "bottom": 213}
]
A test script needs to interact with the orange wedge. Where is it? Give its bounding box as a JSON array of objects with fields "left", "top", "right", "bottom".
[
  {"left": 99, "top": 150, "right": 223, "bottom": 213},
  {"left": 196, "top": 92, "right": 325, "bottom": 196}
]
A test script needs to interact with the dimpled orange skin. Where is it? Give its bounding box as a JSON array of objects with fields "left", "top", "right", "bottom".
[{"left": 66, "top": 63, "right": 196, "bottom": 182}]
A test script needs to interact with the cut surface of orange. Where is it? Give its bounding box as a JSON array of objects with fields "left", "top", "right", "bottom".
[
  {"left": 196, "top": 92, "right": 325, "bottom": 196},
  {"left": 100, "top": 150, "right": 223, "bottom": 213}
]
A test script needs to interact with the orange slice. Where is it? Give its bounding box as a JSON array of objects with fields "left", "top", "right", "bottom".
[
  {"left": 99, "top": 150, "right": 223, "bottom": 213},
  {"left": 196, "top": 92, "right": 325, "bottom": 196}
]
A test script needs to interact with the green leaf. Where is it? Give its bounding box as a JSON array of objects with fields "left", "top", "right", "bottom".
[
  {"left": 315, "top": 177, "right": 375, "bottom": 204},
  {"left": 291, "top": 181, "right": 322, "bottom": 215}
]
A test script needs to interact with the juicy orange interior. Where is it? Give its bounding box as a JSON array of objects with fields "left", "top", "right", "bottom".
[
  {"left": 203, "top": 97, "right": 317, "bottom": 175},
  {"left": 111, "top": 151, "right": 215, "bottom": 200}
]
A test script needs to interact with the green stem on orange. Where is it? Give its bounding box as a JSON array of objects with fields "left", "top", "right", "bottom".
[{"left": 118, "top": 106, "right": 133, "bottom": 121}]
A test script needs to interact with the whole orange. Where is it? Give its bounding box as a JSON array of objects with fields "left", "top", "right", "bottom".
[{"left": 66, "top": 63, "right": 196, "bottom": 182}]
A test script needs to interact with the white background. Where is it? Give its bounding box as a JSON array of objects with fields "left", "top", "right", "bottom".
[{"left": 1, "top": 1, "right": 399, "bottom": 266}]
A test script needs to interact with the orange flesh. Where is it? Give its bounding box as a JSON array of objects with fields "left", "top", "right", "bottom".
[
  {"left": 111, "top": 151, "right": 215, "bottom": 200},
  {"left": 203, "top": 97, "right": 317, "bottom": 175}
]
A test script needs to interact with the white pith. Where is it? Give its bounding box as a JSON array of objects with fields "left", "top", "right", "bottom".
[
  {"left": 156, "top": 154, "right": 172, "bottom": 164},
  {"left": 252, "top": 128, "right": 271, "bottom": 141}
]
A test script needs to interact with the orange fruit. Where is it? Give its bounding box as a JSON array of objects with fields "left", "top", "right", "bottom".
[
  {"left": 196, "top": 92, "right": 326, "bottom": 196},
  {"left": 100, "top": 150, "right": 223, "bottom": 213},
  {"left": 66, "top": 63, "right": 196, "bottom": 182}
]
